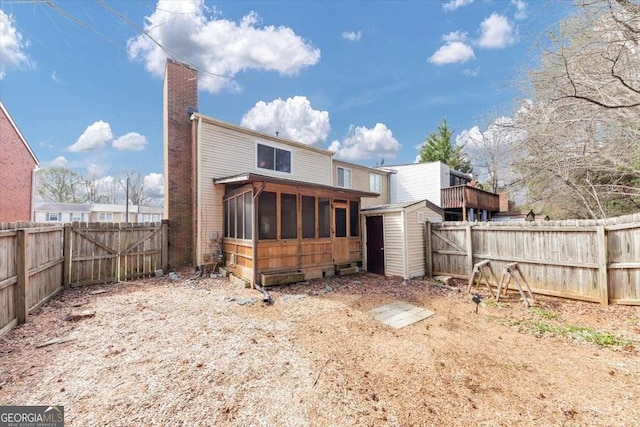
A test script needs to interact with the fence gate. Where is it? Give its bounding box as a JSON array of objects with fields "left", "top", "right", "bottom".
[
  {"left": 430, "top": 225, "right": 473, "bottom": 277},
  {"left": 68, "top": 222, "right": 165, "bottom": 287}
]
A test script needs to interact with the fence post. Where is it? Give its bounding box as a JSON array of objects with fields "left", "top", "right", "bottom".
[
  {"left": 116, "top": 223, "right": 122, "bottom": 282},
  {"left": 425, "top": 221, "right": 432, "bottom": 277},
  {"left": 596, "top": 226, "right": 609, "bottom": 305},
  {"left": 63, "top": 224, "right": 72, "bottom": 289},
  {"left": 161, "top": 219, "right": 169, "bottom": 273},
  {"left": 465, "top": 225, "right": 474, "bottom": 275},
  {"left": 15, "top": 229, "right": 29, "bottom": 325}
]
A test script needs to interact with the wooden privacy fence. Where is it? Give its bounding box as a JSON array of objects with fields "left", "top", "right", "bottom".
[
  {"left": 0, "top": 221, "right": 168, "bottom": 337},
  {"left": 68, "top": 221, "right": 168, "bottom": 287},
  {"left": 427, "top": 214, "right": 640, "bottom": 305},
  {"left": 0, "top": 223, "right": 64, "bottom": 336}
]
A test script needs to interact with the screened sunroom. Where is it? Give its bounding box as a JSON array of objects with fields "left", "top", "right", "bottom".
[{"left": 215, "top": 173, "right": 376, "bottom": 286}]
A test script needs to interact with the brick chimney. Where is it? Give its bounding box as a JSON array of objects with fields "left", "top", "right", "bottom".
[
  {"left": 498, "top": 189, "right": 510, "bottom": 212},
  {"left": 164, "top": 59, "right": 198, "bottom": 268}
]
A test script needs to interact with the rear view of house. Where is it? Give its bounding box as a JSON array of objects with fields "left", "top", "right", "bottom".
[
  {"left": 164, "top": 60, "right": 379, "bottom": 285},
  {"left": 0, "top": 100, "right": 39, "bottom": 222}
]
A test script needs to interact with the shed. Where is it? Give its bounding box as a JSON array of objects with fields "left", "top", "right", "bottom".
[
  {"left": 361, "top": 200, "right": 443, "bottom": 279},
  {"left": 491, "top": 210, "right": 535, "bottom": 222}
]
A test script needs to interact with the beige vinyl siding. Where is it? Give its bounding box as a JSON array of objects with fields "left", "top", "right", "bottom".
[
  {"left": 383, "top": 212, "right": 405, "bottom": 277},
  {"left": 196, "top": 119, "right": 333, "bottom": 263},
  {"left": 334, "top": 160, "right": 388, "bottom": 208},
  {"left": 406, "top": 206, "right": 429, "bottom": 278}
]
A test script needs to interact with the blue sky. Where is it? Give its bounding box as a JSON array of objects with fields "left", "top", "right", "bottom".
[{"left": 0, "top": 0, "right": 568, "bottom": 197}]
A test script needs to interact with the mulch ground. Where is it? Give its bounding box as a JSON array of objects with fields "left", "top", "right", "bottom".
[{"left": 1, "top": 271, "right": 639, "bottom": 426}]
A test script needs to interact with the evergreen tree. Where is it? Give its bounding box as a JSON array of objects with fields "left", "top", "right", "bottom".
[{"left": 418, "top": 119, "right": 472, "bottom": 173}]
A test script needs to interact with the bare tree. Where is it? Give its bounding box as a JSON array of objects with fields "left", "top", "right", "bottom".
[
  {"left": 118, "top": 169, "right": 150, "bottom": 206},
  {"left": 513, "top": 0, "right": 640, "bottom": 219},
  {"left": 513, "top": 100, "right": 640, "bottom": 218},
  {"left": 458, "top": 116, "right": 522, "bottom": 194},
  {"left": 37, "top": 167, "right": 88, "bottom": 203},
  {"left": 531, "top": 0, "right": 640, "bottom": 112}
]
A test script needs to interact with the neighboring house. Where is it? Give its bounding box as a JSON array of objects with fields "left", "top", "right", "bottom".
[
  {"left": 164, "top": 59, "right": 383, "bottom": 285},
  {"left": 361, "top": 200, "right": 442, "bottom": 279},
  {"left": 34, "top": 202, "right": 163, "bottom": 223},
  {"left": 0, "top": 100, "right": 39, "bottom": 222},
  {"left": 383, "top": 161, "right": 500, "bottom": 221},
  {"left": 333, "top": 159, "right": 390, "bottom": 208}
]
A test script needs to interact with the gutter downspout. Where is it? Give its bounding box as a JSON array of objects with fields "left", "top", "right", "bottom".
[{"left": 192, "top": 114, "right": 201, "bottom": 268}]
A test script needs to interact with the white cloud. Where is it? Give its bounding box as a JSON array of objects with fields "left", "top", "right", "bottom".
[
  {"left": 144, "top": 173, "right": 165, "bottom": 198},
  {"left": 113, "top": 132, "right": 148, "bottom": 151},
  {"left": 241, "top": 96, "right": 330, "bottom": 146},
  {"left": 51, "top": 156, "right": 68, "bottom": 167},
  {"left": 442, "top": 31, "right": 468, "bottom": 43},
  {"left": 68, "top": 121, "right": 114, "bottom": 152},
  {"left": 511, "top": 0, "right": 527, "bottom": 20},
  {"left": 429, "top": 41, "right": 475, "bottom": 65},
  {"left": 127, "top": 0, "right": 320, "bottom": 93},
  {"left": 0, "top": 10, "right": 32, "bottom": 79},
  {"left": 477, "top": 13, "right": 516, "bottom": 49},
  {"left": 328, "top": 123, "right": 400, "bottom": 161},
  {"left": 342, "top": 31, "right": 362, "bottom": 42},
  {"left": 51, "top": 70, "right": 61, "bottom": 83},
  {"left": 462, "top": 67, "right": 479, "bottom": 77},
  {"left": 442, "top": 0, "right": 474, "bottom": 12}
]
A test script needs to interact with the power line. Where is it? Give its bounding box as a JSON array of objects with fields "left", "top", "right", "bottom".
[
  {"left": 96, "top": 0, "right": 234, "bottom": 81},
  {"left": 44, "top": 0, "right": 120, "bottom": 48}
]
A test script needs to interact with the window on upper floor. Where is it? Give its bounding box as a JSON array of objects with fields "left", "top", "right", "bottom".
[
  {"left": 370, "top": 173, "right": 382, "bottom": 193},
  {"left": 46, "top": 212, "right": 61, "bottom": 221},
  {"left": 337, "top": 167, "right": 352, "bottom": 189},
  {"left": 257, "top": 143, "right": 291, "bottom": 174}
]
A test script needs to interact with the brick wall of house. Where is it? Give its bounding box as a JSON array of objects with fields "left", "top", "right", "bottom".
[
  {"left": 164, "top": 59, "right": 198, "bottom": 268},
  {"left": 0, "top": 105, "right": 37, "bottom": 222}
]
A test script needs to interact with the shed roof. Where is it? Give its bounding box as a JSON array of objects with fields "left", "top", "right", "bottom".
[
  {"left": 214, "top": 173, "right": 379, "bottom": 198},
  {"left": 492, "top": 210, "right": 534, "bottom": 218},
  {"left": 361, "top": 199, "right": 443, "bottom": 215}
]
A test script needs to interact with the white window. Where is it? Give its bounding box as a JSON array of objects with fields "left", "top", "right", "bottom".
[
  {"left": 370, "top": 173, "right": 382, "bottom": 193},
  {"left": 257, "top": 142, "right": 291, "bottom": 173},
  {"left": 70, "top": 213, "right": 85, "bottom": 222},
  {"left": 152, "top": 214, "right": 161, "bottom": 222},
  {"left": 98, "top": 212, "right": 113, "bottom": 222},
  {"left": 46, "top": 212, "right": 61, "bottom": 221},
  {"left": 337, "top": 167, "right": 352, "bottom": 189}
]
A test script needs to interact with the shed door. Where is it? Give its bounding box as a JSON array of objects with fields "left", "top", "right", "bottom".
[{"left": 366, "top": 215, "right": 385, "bottom": 275}]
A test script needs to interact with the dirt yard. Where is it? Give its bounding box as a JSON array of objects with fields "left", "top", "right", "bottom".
[{"left": 1, "top": 272, "right": 639, "bottom": 426}]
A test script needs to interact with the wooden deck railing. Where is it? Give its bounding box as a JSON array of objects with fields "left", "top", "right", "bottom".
[{"left": 441, "top": 185, "right": 500, "bottom": 211}]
